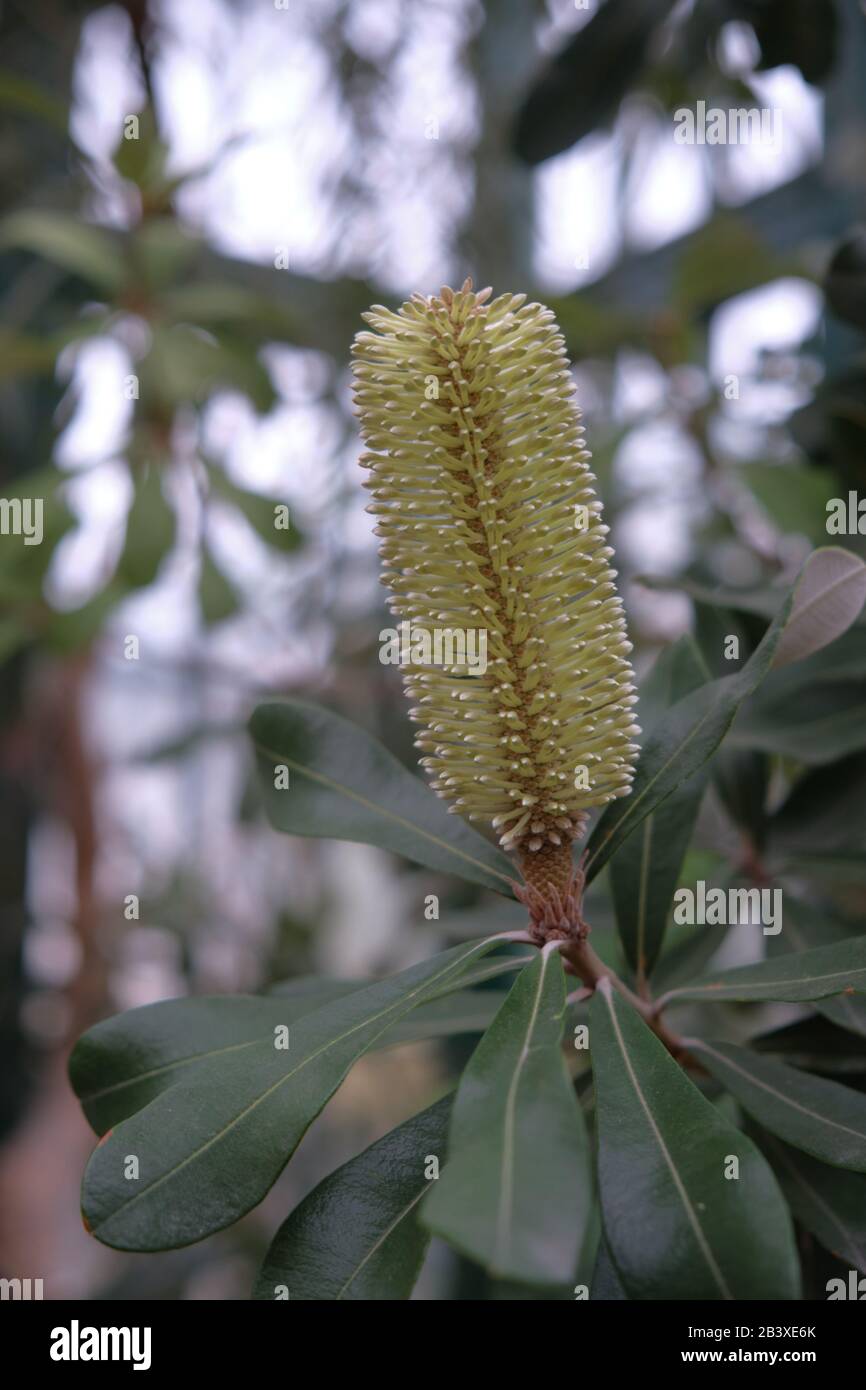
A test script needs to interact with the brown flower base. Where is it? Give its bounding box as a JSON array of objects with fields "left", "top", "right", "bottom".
[{"left": 513, "top": 840, "right": 590, "bottom": 944}]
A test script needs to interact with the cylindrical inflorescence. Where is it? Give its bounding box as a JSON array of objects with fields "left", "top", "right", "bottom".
[{"left": 352, "top": 280, "right": 640, "bottom": 892}]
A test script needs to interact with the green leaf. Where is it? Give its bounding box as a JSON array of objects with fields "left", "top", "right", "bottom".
[
  {"left": 635, "top": 634, "right": 711, "bottom": 722},
  {"left": 610, "top": 769, "right": 708, "bottom": 978},
  {"left": 770, "top": 546, "right": 866, "bottom": 670},
  {"left": 0, "top": 68, "right": 68, "bottom": 132},
  {"left": 713, "top": 746, "right": 769, "bottom": 848},
  {"left": 112, "top": 109, "right": 169, "bottom": 193},
  {"left": 591, "top": 980, "right": 800, "bottom": 1299},
  {"left": 687, "top": 1039, "right": 866, "bottom": 1172},
  {"left": 590, "top": 1236, "right": 629, "bottom": 1301},
  {"left": 658, "top": 936, "right": 866, "bottom": 1007},
  {"left": 117, "top": 466, "right": 175, "bottom": 590},
  {"left": 73, "top": 955, "right": 532, "bottom": 1135},
  {"left": 610, "top": 638, "right": 708, "bottom": 977},
  {"left": 138, "top": 325, "right": 276, "bottom": 413},
  {"left": 588, "top": 549, "right": 866, "bottom": 882},
  {"left": 512, "top": 0, "right": 678, "bottom": 164},
  {"left": 826, "top": 229, "right": 866, "bottom": 332},
  {"left": 768, "top": 753, "right": 866, "bottom": 861},
  {"left": 636, "top": 573, "right": 783, "bottom": 620},
  {"left": 0, "top": 210, "right": 126, "bottom": 292},
  {"left": 0, "top": 465, "right": 75, "bottom": 601},
  {"left": 586, "top": 585, "right": 789, "bottom": 882},
  {"left": 772, "top": 899, "right": 866, "bottom": 1038},
  {"left": 748, "top": 0, "right": 837, "bottom": 85},
  {"left": 422, "top": 946, "right": 590, "bottom": 1285},
  {"left": 382, "top": 984, "right": 513, "bottom": 1046},
  {"left": 81, "top": 937, "right": 506, "bottom": 1250},
  {"left": 754, "top": 1015, "right": 866, "bottom": 1077},
  {"left": 253, "top": 1096, "right": 451, "bottom": 1300},
  {"left": 650, "top": 923, "right": 729, "bottom": 994},
  {"left": 207, "top": 465, "right": 300, "bottom": 552},
  {"left": 756, "top": 1130, "right": 866, "bottom": 1275},
  {"left": 732, "top": 682, "right": 866, "bottom": 765},
  {"left": 740, "top": 462, "right": 841, "bottom": 546},
  {"left": 133, "top": 219, "right": 198, "bottom": 290},
  {"left": 249, "top": 700, "right": 516, "bottom": 895},
  {"left": 70, "top": 989, "right": 355, "bottom": 1135}
]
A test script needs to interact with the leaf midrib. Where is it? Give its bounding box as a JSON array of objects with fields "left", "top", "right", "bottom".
[
  {"left": 336, "top": 1188, "right": 427, "bottom": 1300},
  {"left": 691, "top": 1041, "right": 866, "bottom": 1146},
  {"left": 665, "top": 963, "right": 866, "bottom": 1005},
  {"left": 780, "top": 563, "right": 864, "bottom": 640},
  {"left": 80, "top": 956, "right": 533, "bottom": 1109},
  {"left": 600, "top": 983, "right": 733, "bottom": 1300},
  {"left": 90, "top": 943, "right": 491, "bottom": 1234},
  {"left": 769, "top": 1140, "right": 866, "bottom": 1269},
  {"left": 492, "top": 946, "right": 556, "bottom": 1271}
]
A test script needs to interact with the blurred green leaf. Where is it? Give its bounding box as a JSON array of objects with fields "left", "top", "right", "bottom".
[
  {"left": 0, "top": 464, "right": 75, "bottom": 601},
  {"left": 650, "top": 922, "right": 729, "bottom": 993},
  {"left": 586, "top": 566, "right": 791, "bottom": 881},
  {"left": 116, "top": 466, "right": 175, "bottom": 590},
  {"left": 133, "top": 219, "right": 199, "bottom": 290},
  {"left": 207, "top": 465, "right": 300, "bottom": 552},
  {"left": 825, "top": 228, "right": 866, "bottom": 333},
  {"left": 740, "top": 462, "right": 841, "bottom": 545},
  {"left": 0, "top": 209, "right": 125, "bottom": 291},
  {"left": 0, "top": 67, "right": 67, "bottom": 131},
  {"left": 768, "top": 753, "right": 866, "bottom": 860},
  {"left": 736, "top": 0, "right": 839, "bottom": 86},
  {"left": 675, "top": 216, "right": 792, "bottom": 314},
  {"left": 611, "top": 637, "right": 708, "bottom": 977},
  {"left": 111, "top": 107, "right": 169, "bottom": 193},
  {"left": 589, "top": 549, "right": 866, "bottom": 881},
  {"left": 636, "top": 572, "right": 783, "bottom": 619},
  {"left": 512, "top": 0, "right": 678, "bottom": 164},
  {"left": 732, "top": 681, "right": 866, "bottom": 764},
  {"left": 755, "top": 1015, "right": 866, "bottom": 1076},
  {"left": 138, "top": 325, "right": 276, "bottom": 413}
]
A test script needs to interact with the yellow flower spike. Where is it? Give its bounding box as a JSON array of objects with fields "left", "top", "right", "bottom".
[{"left": 352, "top": 279, "right": 640, "bottom": 936}]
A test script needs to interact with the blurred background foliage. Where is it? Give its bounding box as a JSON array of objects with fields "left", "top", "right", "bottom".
[{"left": 0, "top": 0, "right": 865, "bottom": 1299}]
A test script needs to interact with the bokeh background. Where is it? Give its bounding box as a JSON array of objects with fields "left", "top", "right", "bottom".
[{"left": 1, "top": 0, "right": 865, "bottom": 1299}]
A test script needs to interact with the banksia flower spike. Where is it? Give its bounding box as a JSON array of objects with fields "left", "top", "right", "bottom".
[{"left": 352, "top": 280, "right": 640, "bottom": 939}]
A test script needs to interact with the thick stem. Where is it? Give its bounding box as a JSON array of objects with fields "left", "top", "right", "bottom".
[
  {"left": 511, "top": 846, "right": 690, "bottom": 1060},
  {"left": 556, "top": 936, "right": 688, "bottom": 1060}
]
